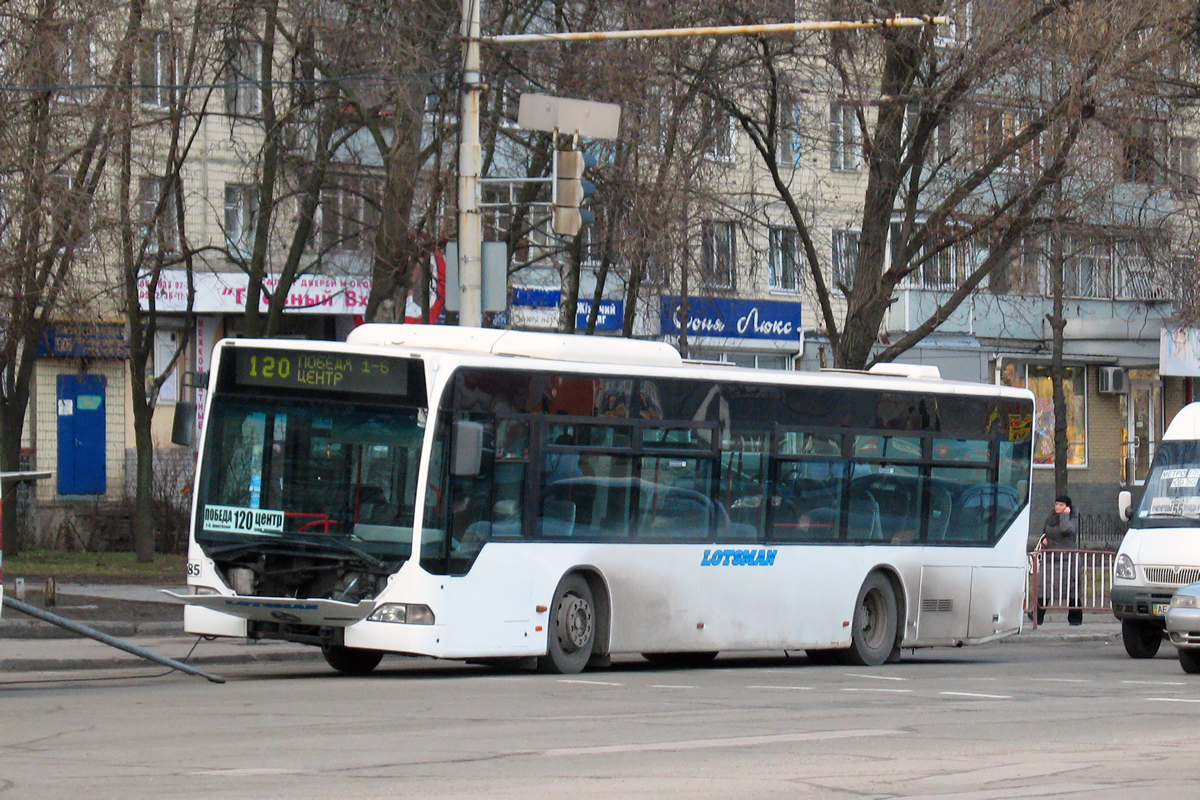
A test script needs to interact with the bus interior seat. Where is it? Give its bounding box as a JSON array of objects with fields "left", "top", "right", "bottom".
[
  {"left": 846, "top": 489, "right": 883, "bottom": 541},
  {"left": 792, "top": 506, "right": 839, "bottom": 541},
  {"left": 644, "top": 487, "right": 712, "bottom": 538},
  {"left": 541, "top": 499, "right": 576, "bottom": 537},
  {"left": 926, "top": 483, "right": 954, "bottom": 541}
]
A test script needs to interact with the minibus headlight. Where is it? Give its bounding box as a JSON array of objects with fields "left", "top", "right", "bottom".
[
  {"left": 1171, "top": 593, "right": 1200, "bottom": 610},
  {"left": 1114, "top": 554, "right": 1136, "bottom": 580},
  {"left": 368, "top": 603, "right": 435, "bottom": 625}
]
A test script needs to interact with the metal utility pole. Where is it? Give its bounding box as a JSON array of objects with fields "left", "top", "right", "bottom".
[
  {"left": 458, "top": 0, "right": 483, "bottom": 327},
  {"left": 456, "top": 13, "right": 945, "bottom": 328}
]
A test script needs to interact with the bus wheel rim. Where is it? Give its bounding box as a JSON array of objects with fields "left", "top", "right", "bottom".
[{"left": 558, "top": 594, "right": 594, "bottom": 652}]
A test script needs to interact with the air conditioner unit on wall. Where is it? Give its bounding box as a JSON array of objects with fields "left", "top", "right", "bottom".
[{"left": 1099, "top": 366, "right": 1128, "bottom": 394}]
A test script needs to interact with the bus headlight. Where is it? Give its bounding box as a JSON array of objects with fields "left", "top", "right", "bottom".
[
  {"left": 1171, "top": 592, "right": 1200, "bottom": 610},
  {"left": 368, "top": 604, "right": 435, "bottom": 625},
  {"left": 1114, "top": 554, "right": 1136, "bottom": 580}
]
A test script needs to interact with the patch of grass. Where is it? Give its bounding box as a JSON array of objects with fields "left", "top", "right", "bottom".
[{"left": 4, "top": 551, "right": 186, "bottom": 583}]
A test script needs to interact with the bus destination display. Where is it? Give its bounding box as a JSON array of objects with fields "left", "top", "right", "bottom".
[{"left": 233, "top": 348, "right": 409, "bottom": 396}]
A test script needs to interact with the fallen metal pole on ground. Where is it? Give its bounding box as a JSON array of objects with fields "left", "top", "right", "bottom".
[{"left": 2, "top": 595, "right": 225, "bottom": 684}]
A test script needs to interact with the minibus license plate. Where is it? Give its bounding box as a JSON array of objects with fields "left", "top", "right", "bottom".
[{"left": 1153, "top": 603, "right": 1171, "bottom": 615}]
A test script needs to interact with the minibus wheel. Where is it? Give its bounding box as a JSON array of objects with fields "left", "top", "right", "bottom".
[
  {"left": 1121, "top": 619, "right": 1162, "bottom": 659},
  {"left": 538, "top": 574, "right": 595, "bottom": 674}
]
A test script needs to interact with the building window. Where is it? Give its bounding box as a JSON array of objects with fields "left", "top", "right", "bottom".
[
  {"left": 50, "top": 24, "right": 93, "bottom": 102},
  {"left": 703, "top": 99, "right": 736, "bottom": 162},
  {"left": 224, "top": 184, "right": 258, "bottom": 259},
  {"left": 987, "top": 235, "right": 1042, "bottom": 295},
  {"left": 224, "top": 39, "right": 261, "bottom": 117},
  {"left": 701, "top": 220, "right": 736, "bottom": 289},
  {"left": 694, "top": 350, "right": 791, "bottom": 370},
  {"left": 831, "top": 228, "right": 859, "bottom": 292},
  {"left": 1114, "top": 239, "right": 1162, "bottom": 300},
  {"left": 138, "top": 177, "right": 177, "bottom": 253},
  {"left": 776, "top": 99, "right": 803, "bottom": 168},
  {"left": 1064, "top": 237, "right": 1112, "bottom": 298},
  {"left": 769, "top": 227, "right": 800, "bottom": 292},
  {"left": 1170, "top": 136, "right": 1197, "bottom": 192},
  {"left": 320, "top": 175, "right": 374, "bottom": 254},
  {"left": 1001, "top": 363, "right": 1086, "bottom": 467},
  {"left": 830, "top": 103, "right": 860, "bottom": 171},
  {"left": 970, "top": 106, "right": 1035, "bottom": 172},
  {"left": 139, "top": 31, "right": 174, "bottom": 108},
  {"left": 1120, "top": 120, "right": 1163, "bottom": 185},
  {"left": 47, "top": 173, "right": 91, "bottom": 251}
]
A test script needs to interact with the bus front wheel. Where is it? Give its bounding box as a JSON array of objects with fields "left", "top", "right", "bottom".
[
  {"left": 844, "top": 573, "right": 900, "bottom": 667},
  {"left": 1122, "top": 619, "right": 1162, "bottom": 659},
  {"left": 322, "top": 644, "right": 384, "bottom": 675},
  {"left": 538, "top": 574, "right": 596, "bottom": 674}
]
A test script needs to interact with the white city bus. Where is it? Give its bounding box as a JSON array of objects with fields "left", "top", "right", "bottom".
[{"left": 176, "top": 324, "right": 1035, "bottom": 674}]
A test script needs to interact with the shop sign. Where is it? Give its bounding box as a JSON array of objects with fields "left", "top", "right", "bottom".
[
  {"left": 510, "top": 287, "right": 623, "bottom": 331},
  {"left": 37, "top": 323, "right": 129, "bottom": 358},
  {"left": 659, "top": 296, "right": 801, "bottom": 341},
  {"left": 138, "top": 270, "right": 372, "bottom": 314}
]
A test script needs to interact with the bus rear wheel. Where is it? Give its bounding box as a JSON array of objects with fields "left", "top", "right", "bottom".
[
  {"left": 322, "top": 644, "right": 384, "bottom": 675},
  {"left": 1122, "top": 619, "right": 1162, "bottom": 659},
  {"left": 844, "top": 573, "right": 900, "bottom": 667},
  {"left": 538, "top": 574, "right": 596, "bottom": 674}
]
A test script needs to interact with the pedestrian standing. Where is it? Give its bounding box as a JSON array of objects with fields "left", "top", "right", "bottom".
[{"left": 1038, "top": 494, "right": 1082, "bottom": 625}]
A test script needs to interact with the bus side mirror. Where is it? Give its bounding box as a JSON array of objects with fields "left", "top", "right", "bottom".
[
  {"left": 451, "top": 420, "right": 484, "bottom": 477},
  {"left": 172, "top": 402, "right": 196, "bottom": 446},
  {"left": 1118, "top": 489, "right": 1133, "bottom": 521}
]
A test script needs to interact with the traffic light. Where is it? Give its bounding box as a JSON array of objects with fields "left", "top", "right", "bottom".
[{"left": 553, "top": 147, "right": 597, "bottom": 237}]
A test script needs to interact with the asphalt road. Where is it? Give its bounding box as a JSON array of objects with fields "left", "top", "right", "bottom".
[{"left": 2, "top": 638, "right": 1199, "bottom": 799}]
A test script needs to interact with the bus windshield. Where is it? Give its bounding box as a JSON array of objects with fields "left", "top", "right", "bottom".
[
  {"left": 194, "top": 397, "right": 427, "bottom": 600},
  {"left": 1130, "top": 441, "right": 1200, "bottom": 528}
]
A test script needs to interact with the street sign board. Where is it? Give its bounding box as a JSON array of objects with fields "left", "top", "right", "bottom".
[{"left": 517, "top": 94, "right": 621, "bottom": 140}]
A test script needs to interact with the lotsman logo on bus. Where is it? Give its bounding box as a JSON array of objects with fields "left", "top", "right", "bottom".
[{"left": 701, "top": 549, "right": 778, "bottom": 567}]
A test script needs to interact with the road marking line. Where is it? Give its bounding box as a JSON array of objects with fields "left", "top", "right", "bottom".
[
  {"left": 842, "top": 687, "right": 913, "bottom": 694},
  {"left": 537, "top": 728, "right": 902, "bottom": 756},
  {"left": 846, "top": 673, "right": 907, "bottom": 681},
  {"left": 188, "top": 768, "right": 305, "bottom": 776},
  {"left": 1029, "top": 678, "right": 1088, "bottom": 683},
  {"left": 747, "top": 685, "right": 813, "bottom": 691},
  {"left": 940, "top": 691, "right": 1012, "bottom": 700},
  {"left": 1147, "top": 697, "right": 1200, "bottom": 704},
  {"left": 558, "top": 679, "right": 624, "bottom": 686},
  {"left": 1122, "top": 680, "right": 1187, "bottom": 686},
  {"left": 650, "top": 684, "right": 694, "bottom": 689}
]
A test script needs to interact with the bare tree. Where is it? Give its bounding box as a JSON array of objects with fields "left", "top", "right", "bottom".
[
  {"left": 0, "top": 0, "right": 151, "bottom": 555},
  {"left": 687, "top": 0, "right": 1190, "bottom": 369}
]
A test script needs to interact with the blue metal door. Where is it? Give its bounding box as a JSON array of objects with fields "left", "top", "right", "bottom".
[{"left": 57, "top": 374, "right": 106, "bottom": 495}]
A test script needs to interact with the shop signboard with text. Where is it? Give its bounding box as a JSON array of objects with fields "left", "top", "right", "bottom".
[{"left": 659, "top": 296, "right": 801, "bottom": 342}]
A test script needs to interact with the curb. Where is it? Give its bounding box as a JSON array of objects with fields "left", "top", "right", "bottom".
[
  {"left": 0, "top": 648, "right": 322, "bottom": 675},
  {"left": 0, "top": 620, "right": 184, "bottom": 640}
]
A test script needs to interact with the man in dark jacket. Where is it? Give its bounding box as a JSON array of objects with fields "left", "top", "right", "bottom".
[{"left": 1038, "top": 494, "right": 1082, "bottom": 625}]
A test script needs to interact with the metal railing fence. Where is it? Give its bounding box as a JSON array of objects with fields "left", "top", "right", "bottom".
[{"left": 1025, "top": 548, "right": 1115, "bottom": 628}]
